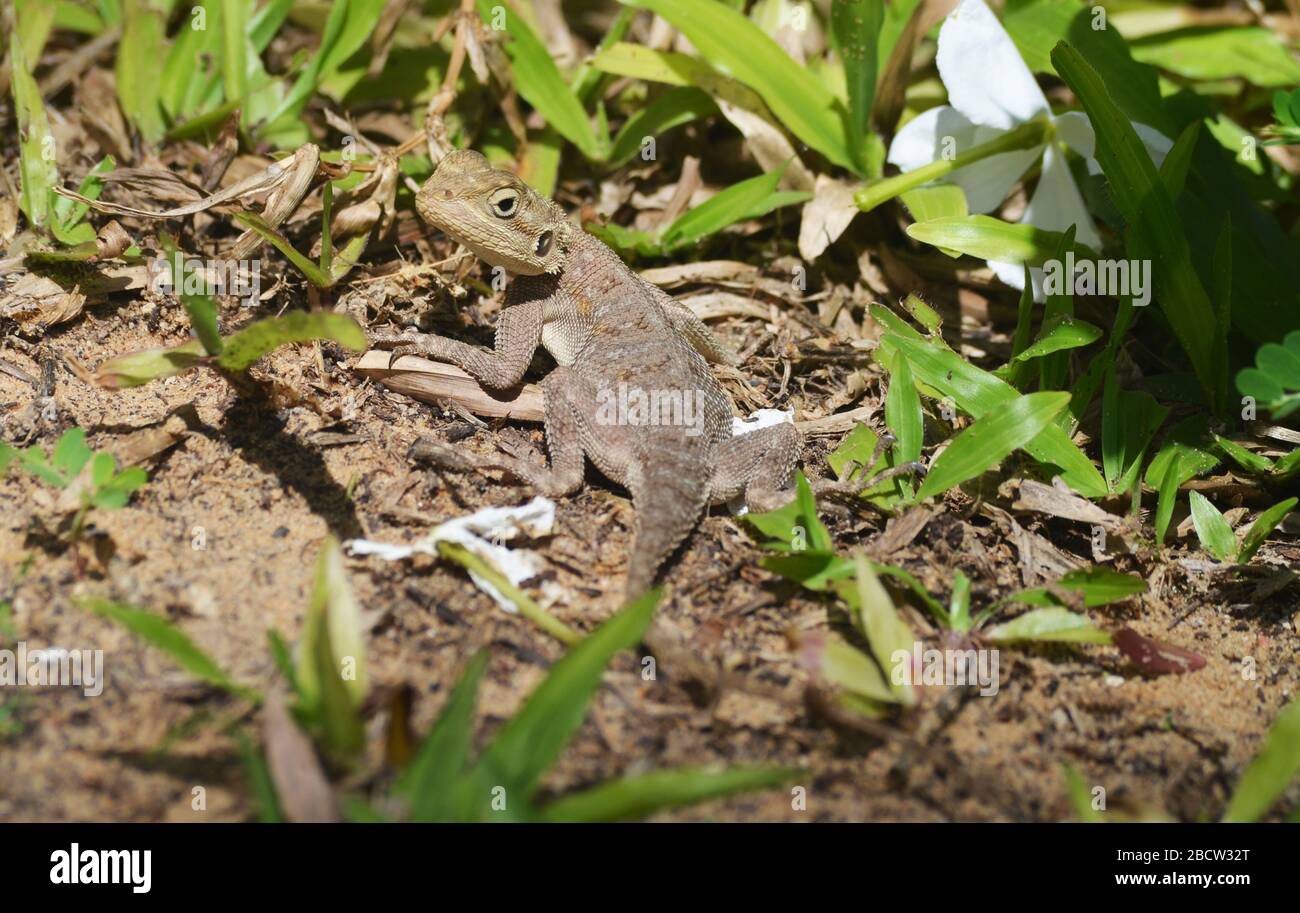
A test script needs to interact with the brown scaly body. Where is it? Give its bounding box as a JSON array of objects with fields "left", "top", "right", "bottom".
[{"left": 371, "top": 150, "right": 801, "bottom": 597}]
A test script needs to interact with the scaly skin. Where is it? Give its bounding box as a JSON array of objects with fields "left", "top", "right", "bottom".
[{"left": 371, "top": 150, "right": 801, "bottom": 597}]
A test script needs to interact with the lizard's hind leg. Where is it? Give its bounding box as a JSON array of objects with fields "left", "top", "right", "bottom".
[
  {"left": 708, "top": 422, "right": 802, "bottom": 513},
  {"left": 412, "top": 367, "right": 589, "bottom": 498}
]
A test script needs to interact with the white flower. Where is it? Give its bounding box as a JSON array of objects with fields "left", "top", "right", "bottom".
[{"left": 886, "top": 0, "right": 1171, "bottom": 297}]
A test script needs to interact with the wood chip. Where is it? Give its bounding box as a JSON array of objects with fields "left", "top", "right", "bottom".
[{"left": 353, "top": 351, "right": 545, "bottom": 421}]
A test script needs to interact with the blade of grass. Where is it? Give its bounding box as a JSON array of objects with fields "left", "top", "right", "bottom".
[
  {"left": 399, "top": 651, "right": 489, "bottom": 822},
  {"left": 476, "top": 0, "right": 605, "bottom": 161},
  {"left": 542, "top": 766, "right": 797, "bottom": 823},
  {"left": 625, "top": 0, "right": 855, "bottom": 171},
  {"left": 1238, "top": 498, "right": 1297, "bottom": 564},
  {"left": 916, "top": 391, "right": 1071, "bottom": 499},
  {"left": 1052, "top": 41, "right": 1221, "bottom": 409},
  {"left": 877, "top": 330, "right": 1106, "bottom": 497},
  {"left": 1188, "top": 491, "right": 1237, "bottom": 561},
  {"left": 215, "top": 313, "right": 366, "bottom": 372},
  {"left": 9, "top": 31, "right": 57, "bottom": 230},
  {"left": 467, "top": 590, "right": 660, "bottom": 803},
  {"left": 1223, "top": 695, "right": 1300, "bottom": 823},
  {"left": 79, "top": 597, "right": 257, "bottom": 700}
]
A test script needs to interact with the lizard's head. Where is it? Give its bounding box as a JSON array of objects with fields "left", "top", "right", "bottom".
[{"left": 415, "top": 149, "right": 572, "bottom": 276}]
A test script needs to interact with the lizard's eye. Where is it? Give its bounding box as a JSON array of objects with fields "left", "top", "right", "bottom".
[
  {"left": 535, "top": 231, "right": 553, "bottom": 257},
  {"left": 489, "top": 189, "right": 518, "bottom": 218}
]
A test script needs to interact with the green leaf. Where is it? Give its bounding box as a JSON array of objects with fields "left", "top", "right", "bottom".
[
  {"left": 9, "top": 30, "right": 58, "bottom": 230},
  {"left": 885, "top": 356, "right": 922, "bottom": 465},
  {"left": 831, "top": 0, "right": 885, "bottom": 173},
  {"left": 1188, "top": 491, "right": 1237, "bottom": 562},
  {"left": 607, "top": 87, "right": 716, "bottom": 167},
  {"left": 1052, "top": 41, "right": 1221, "bottom": 408},
  {"left": 1008, "top": 567, "right": 1147, "bottom": 609},
  {"left": 477, "top": 0, "right": 604, "bottom": 161},
  {"left": 1009, "top": 315, "right": 1102, "bottom": 364},
  {"left": 744, "top": 473, "right": 833, "bottom": 553},
  {"left": 984, "top": 607, "right": 1111, "bottom": 644},
  {"left": 51, "top": 428, "right": 93, "bottom": 481},
  {"left": 626, "top": 0, "right": 855, "bottom": 171},
  {"left": 948, "top": 570, "right": 972, "bottom": 632},
  {"left": 468, "top": 590, "right": 660, "bottom": 805},
  {"left": 161, "top": 0, "right": 221, "bottom": 119},
  {"left": 116, "top": 0, "right": 167, "bottom": 143},
  {"left": 1102, "top": 374, "right": 1167, "bottom": 494},
  {"left": 541, "top": 766, "right": 796, "bottom": 823},
  {"left": 844, "top": 555, "right": 916, "bottom": 704},
  {"left": 216, "top": 313, "right": 366, "bottom": 372},
  {"left": 296, "top": 537, "right": 366, "bottom": 707},
  {"left": 400, "top": 651, "right": 489, "bottom": 822},
  {"left": 1212, "top": 435, "right": 1275, "bottom": 477},
  {"left": 94, "top": 340, "right": 209, "bottom": 388},
  {"left": 15, "top": 0, "right": 56, "bottom": 65},
  {"left": 899, "top": 183, "right": 968, "bottom": 227},
  {"left": 159, "top": 235, "right": 223, "bottom": 355},
  {"left": 876, "top": 329, "right": 1107, "bottom": 497},
  {"left": 1131, "top": 27, "right": 1300, "bottom": 89},
  {"left": 916, "top": 392, "right": 1070, "bottom": 500},
  {"left": 295, "top": 537, "right": 366, "bottom": 755},
  {"left": 262, "top": 0, "right": 386, "bottom": 131},
  {"left": 660, "top": 166, "right": 810, "bottom": 250},
  {"left": 1223, "top": 695, "right": 1300, "bottom": 822},
  {"left": 220, "top": 0, "right": 250, "bottom": 108},
  {"left": 80, "top": 597, "right": 253, "bottom": 699},
  {"left": 1154, "top": 452, "right": 1183, "bottom": 547},
  {"left": 811, "top": 632, "right": 897, "bottom": 704},
  {"left": 905, "top": 215, "right": 1095, "bottom": 266},
  {"left": 1237, "top": 498, "right": 1297, "bottom": 565},
  {"left": 52, "top": 156, "right": 115, "bottom": 244},
  {"left": 1236, "top": 331, "right": 1300, "bottom": 420}
]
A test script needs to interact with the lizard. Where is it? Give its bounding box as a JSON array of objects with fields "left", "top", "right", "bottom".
[{"left": 370, "top": 149, "right": 895, "bottom": 601}]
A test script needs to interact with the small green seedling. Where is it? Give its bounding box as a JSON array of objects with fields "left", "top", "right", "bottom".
[
  {"left": 1237, "top": 330, "right": 1300, "bottom": 420},
  {"left": 93, "top": 235, "right": 366, "bottom": 389},
  {"left": 0, "top": 428, "right": 148, "bottom": 542},
  {"left": 1188, "top": 491, "right": 1297, "bottom": 564},
  {"left": 745, "top": 476, "right": 1140, "bottom": 716},
  {"left": 1264, "top": 87, "right": 1300, "bottom": 147},
  {"left": 82, "top": 541, "right": 792, "bottom": 822}
]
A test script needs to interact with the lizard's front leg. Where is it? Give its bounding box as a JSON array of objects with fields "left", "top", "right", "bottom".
[
  {"left": 410, "top": 367, "right": 589, "bottom": 499},
  {"left": 369, "top": 300, "right": 543, "bottom": 390}
]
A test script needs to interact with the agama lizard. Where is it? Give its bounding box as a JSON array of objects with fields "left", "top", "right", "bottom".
[{"left": 372, "top": 150, "right": 879, "bottom": 598}]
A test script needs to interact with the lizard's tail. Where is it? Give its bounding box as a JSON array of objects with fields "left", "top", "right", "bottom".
[{"left": 623, "top": 463, "right": 709, "bottom": 599}]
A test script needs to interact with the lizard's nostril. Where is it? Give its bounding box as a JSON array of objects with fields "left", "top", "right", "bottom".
[{"left": 441, "top": 189, "right": 453, "bottom": 199}]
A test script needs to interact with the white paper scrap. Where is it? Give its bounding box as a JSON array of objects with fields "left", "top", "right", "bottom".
[{"left": 345, "top": 496, "right": 557, "bottom": 612}]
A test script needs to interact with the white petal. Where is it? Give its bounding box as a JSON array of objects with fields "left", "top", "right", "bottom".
[
  {"left": 1053, "top": 111, "right": 1094, "bottom": 158},
  {"left": 886, "top": 105, "right": 978, "bottom": 172},
  {"left": 937, "top": 0, "right": 1049, "bottom": 130},
  {"left": 949, "top": 140, "right": 1044, "bottom": 214},
  {"left": 1023, "top": 144, "right": 1102, "bottom": 250},
  {"left": 1133, "top": 121, "right": 1172, "bottom": 168},
  {"left": 887, "top": 104, "right": 1041, "bottom": 215},
  {"left": 989, "top": 259, "right": 1047, "bottom": 302}
]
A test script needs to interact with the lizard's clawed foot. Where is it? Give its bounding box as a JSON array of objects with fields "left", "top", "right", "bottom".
[
  {"left": 369, "top": 330, "right": 444, "bottom": 368},
  {"left": 812, "top": 433, "right": 928, "bottom": 499}
]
